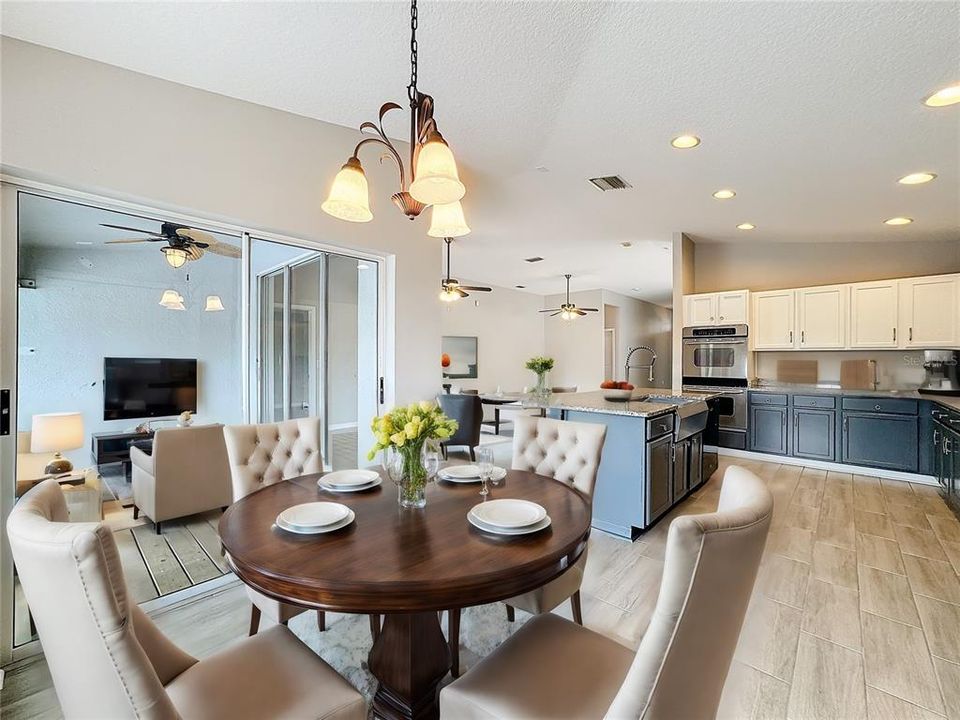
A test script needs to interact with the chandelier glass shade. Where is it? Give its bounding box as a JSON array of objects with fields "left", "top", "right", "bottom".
[
  {"left": 321, "top": 157, "right": 373, "bottom": 223},
  {"left": 162, "top": 246, "right": 189, "bottom": 268},
  {"left": 428, "top": 200, "right": 471, "bottom": 238},
  {"left": 159, "top": 290, "right": 186, "bottom": 310},
  {"left": 410, "top": 132, "right": 465, "bottom": 206},
  {"left": 205, "top": 295, "right": 225, "bottom": 312}
]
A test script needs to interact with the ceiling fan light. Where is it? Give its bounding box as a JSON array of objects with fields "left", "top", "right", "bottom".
[
  {"left": 322, "top": 157, "right": 373, "bottom": 223},
  {"left": 410, "top": 132, "right": 465, "bottom": 205},
  {"left": 162, "top": 246, "right": 189, "bottom": 268},
  {"left": 204, "top": 295, "right": 225, "bottom": 312},
  {"left": 428, "top": 200, "right": 471, "bottom": 238},
  {"left": 439, "top": 288, "right": 460, "bottom": 303}
]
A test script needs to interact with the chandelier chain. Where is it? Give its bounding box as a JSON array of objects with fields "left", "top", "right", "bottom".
[{"left": 408, "top": 0, "right": 418, "bottom": 102}]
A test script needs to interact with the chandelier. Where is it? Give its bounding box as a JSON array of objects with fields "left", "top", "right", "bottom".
[{"left": 322, "top": 0, "right": 470, "bottom": 238}]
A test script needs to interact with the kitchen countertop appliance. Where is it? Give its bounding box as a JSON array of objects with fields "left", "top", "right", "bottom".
[
  {"left": 919, "top": 350, "right": 960, "bottom": 396},
  {"left": 682, "top": 325, "right": 749, "bottom": 451}
]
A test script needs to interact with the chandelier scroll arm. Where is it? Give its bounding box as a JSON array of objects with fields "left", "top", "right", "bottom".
[{"left": 352, "top": 135, "right": 406, "bottom": 192}]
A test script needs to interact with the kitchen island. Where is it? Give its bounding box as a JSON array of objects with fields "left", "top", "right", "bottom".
[{"left": 547, "top": 390, "right": 718, "bottom": 540}]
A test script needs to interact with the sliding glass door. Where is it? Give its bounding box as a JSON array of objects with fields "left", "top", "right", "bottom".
[{"left": 250, "top": 239, "right": 380, "bottom": 470}]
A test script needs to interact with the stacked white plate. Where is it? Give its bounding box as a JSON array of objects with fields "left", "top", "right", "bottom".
[
  {"left": 275, "top": 502, "right": 355, "bottom": 535},
  {"left": 318, "top": 469, "right": 382, "bottom": 493},
  {"left": 438, "top": 464, "right": 508, "bottom": 484},
  {"left": 468, "top": 498, "right": 551, "bottom": 536}
]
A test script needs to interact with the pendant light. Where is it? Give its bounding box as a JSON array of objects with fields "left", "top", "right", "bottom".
[
  {"left": 159, "top": 290, "right": 185, "bottom": 310},
  {"left": 322, "top": 0, "right": 468, "bottom": 227},
  {"left": 161, "top": 246, "right": 189, "bottom": 268},
  {"left": 428, "top": 200, "right": 471, "bottom": 238},
  {"left": 205, "top": 295, "right": 225, "bottom": 312}
]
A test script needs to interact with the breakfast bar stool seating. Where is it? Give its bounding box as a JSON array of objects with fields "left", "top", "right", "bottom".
[
  {"left": 440, "top": 465, "right": 774, "bottom": 719},
  {"left": 6, "top": 479, "right": 366, "bottom": 720}
]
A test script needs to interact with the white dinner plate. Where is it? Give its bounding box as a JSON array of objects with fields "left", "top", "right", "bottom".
[
  {"left": 275, "top": 508, "right": 355, "bottom": 535},
  {"left": 468, "top": 512, "right": 552, "bottom": 536},
  {"left": 321, "top": 469, "right": 380, "bottom": 487},
  {"left": 318, "top": 477, "right": 382, "bottom": 493},
  {"left": 439, "top": 466, "right": 507, "bottom": 483},
  {"left": 278, "top": 502, "right": 349, "bottom": 529},
  {"left": 470, "top": 499, "right": 547, "bottom": 528}
]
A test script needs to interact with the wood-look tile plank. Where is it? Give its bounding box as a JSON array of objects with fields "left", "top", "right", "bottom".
[
  {"left": 915, "top": 494, "right": 955, "bottom": 519},
  {"left": 593, "top": 553, "right": 664, "bottom": 613},
  {"left": 184, "top": 517, "right": 230, "bottom": 573},
  {"left": 895, "top": 524, "right": 949, "bottom": 562},
  {"left": 769, "top": 526, "right": 815, "bottom": 563},
  {"left": 865, "top": 687, "right": 947, "bottom": 720},
  {"left": 114, "top": 528, "right": 159, "bottom": 603},
  {"left": 942, "top": 542, "right": 960, "bottom": 576},
  {"left": 859, "top": 565, "right": 921, "bottom": 627},
  {"left": 784, "top": 503, "right": 820, "bottom": 532},
  {"left": 861, "top": 611, "right": 946, "bottom": 714},
  {"left": 794, "top": 486, "right": 823, "bottom": 510},
  {"left": 928, "top": 516, "right": 960, "bottom": 546},
  {"left": 131, "top": 525, "right": 191, "bottom": 596},
  {"left": 858, "top": 533, "right": 906, "bottom": 574},
  {"left": 817, "top": 514, "right": 856, "bottom": 550},
  {"left": 855, "top": 509, "right": 897, "bottom": 540},
  {"left": 904, "top": 555, "right": 960, "bottom": 605},
  {"left": 787, "top": 632, "right": 867, "bottom": 720},
  {"left": 933, "top": 657, "right": 960, "bottom": 720},
  {"left": 880, "top": 478, "right": 920, "bottom": 507},
  {"left": 801, "top": 579, "right": 862, "bottom": 650},
  {"left": 164, "top": 523, "right": 222, "bottom": 584},
  {"left": 812, "top": 542, "right": 858, "bottom": 589},
  {"left": 735, "top": 595, "right": 802, "bottom": 681},
  {"left": 887, "top": 504, "right": 934, "bottom": 531},
  {"left": 915, "top": 595, "right": 960, "bottom": 664},
  {"left": 758, "top": 554, "right": 810, "bottom": 609},
  {"left": 753, "top": 673, "right": 792, "bottom": 720}
]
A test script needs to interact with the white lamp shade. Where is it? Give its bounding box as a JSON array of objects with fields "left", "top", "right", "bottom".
[
  {"left": 322, "top": 158, "right": 373, "bottom": 223},
  {"left": 428, "top": 200, "right": 471, "bottom": 238},
  {"left": 162, "top": 247, "right": 189, "bottom": 268},
  {"left": 205, "top": 295, "right": 225, "bottom": 312},
  {"left": 410, "top": 135, "right": 465, "bottom": 205},
  {"left": 160, "top": 290, "right": 186, "bottom": 310},
  {"left": 30, "top": 412, "right": 84, "bottom": 453}
]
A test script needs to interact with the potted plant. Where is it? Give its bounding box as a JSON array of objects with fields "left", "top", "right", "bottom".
[
  {"left": 525, "top": 356, "right": 555, "bottom": 403},
  {"left": 367, "top": 402, "right": 458, "bottom": 508}
]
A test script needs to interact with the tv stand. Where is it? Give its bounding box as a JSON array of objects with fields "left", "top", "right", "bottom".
[{"left": 90, "top": 429, "right": 154, "bottom": 479}]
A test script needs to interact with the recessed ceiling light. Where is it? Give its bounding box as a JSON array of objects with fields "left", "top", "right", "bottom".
[
  {"left": 357, "top": 262, "right": 370, "bottom": 270},
  {"left": 535, "top": 165, "right": 549, "bottom": 173},
  {"left": 631, "top": 287, "right": 642, "bottom": 292},
  {"left": 713, "top": 189, "right": 736, "bottom": 200},
  {"left": 671, "top": 135, "right": 701, "bottom": 149},
  {"left": 897, "top": 172, "right": 937, "bottom": 185},
  {"left": 884, "top": 216, "right": 913, "bottom": 226},
  {"left": 737, "top": 223, "right": 755, "bottom": 230},
  {"left": 620, "top": 241, "right": 633, "bottom": 248},
  {"left": 923, "top": 84, "right": 960, "bottom": 107}
]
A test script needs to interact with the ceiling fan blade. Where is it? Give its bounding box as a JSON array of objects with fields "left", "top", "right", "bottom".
[
  {"left": 456, "top": 288, "right": 469, "bottom": 297},
  {"left": 176, "top": 227, "right": 217, "bottom": 245},
  {"left": 579, "top": 308, "right": 600, "bottom": 312},
  {"left": 100, "top": 223, "right": 158, "bottom": 234},
  {"left": 458, "top": 286, "right": 492, "bottom": 292},
  {"left": 539, "top": 308, "right": 562, "bottom": 313},
  {"left": 204, "top": 242, "right": 242, "bottom": 259},
  {"left": 104, "top": 238, "right": 157, "bottom": 244},
  {"left": 575, "top": 309, "right": 587, "bottom": 316},
  {"left": 550, "top": 311, "right": 562, "bottom": 317}
]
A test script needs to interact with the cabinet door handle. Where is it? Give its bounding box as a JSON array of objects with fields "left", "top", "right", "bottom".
[
  {"left": 801, "top": 330, "right": 805, "bottom": 344},
  {"left": 946, "top": 439, "right": 953, "bottom": 455},
  {"left": 794, "top": 415, "right": 799, "bottom": 428},
  {"left": 934, "top": 429, "right": 940, "bottom": 446},
  {"left": 719, "top": 316, "right": 724, "bottom": 321},
  {"left": 789, "top": 330, "right": 794, "bottom": 344},
  {"left": 893, "top": 327, "right": 897, "bottom": 342},
  {"left": 843, "top": 417, "right": 849, "bottom": 432},
  {"left": 909, "top": 327, "right": 913, "bottom": 342}
]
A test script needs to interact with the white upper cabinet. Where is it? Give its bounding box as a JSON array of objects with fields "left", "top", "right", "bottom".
[
  {"left": 797, "top": 285, "right": 847, "bottom": 349},
  {"left": 683, "top": 290, "right": 748, "bottom": 327},
  {"left": 752, "top": 290, "right": 796, "bottom": 350},
  {"left": 849, "top": 280, "right": 899, "bottom": 348},
  {"left": 899, "top": 274, "right": 959, "bottom": 348}
]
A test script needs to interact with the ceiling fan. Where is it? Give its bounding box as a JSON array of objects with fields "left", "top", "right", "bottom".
[
  {"left": 439, "top": 238, "right": 492, "bottom": 302},
  {"left": 101, "top": 221, "right": 242, "bottom": 268},
  {"left": 540, "top": 274, "right": 599, "bottom": 319}
]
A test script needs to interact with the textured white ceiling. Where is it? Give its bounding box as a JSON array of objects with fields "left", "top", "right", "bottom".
[{"left": 3, "top": 1, "right": 959, "bottom": 306}]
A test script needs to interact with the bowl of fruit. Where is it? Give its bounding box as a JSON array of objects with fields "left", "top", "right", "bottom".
[{"left": 600, "top": 380, "right": 635, "bottom": 401}]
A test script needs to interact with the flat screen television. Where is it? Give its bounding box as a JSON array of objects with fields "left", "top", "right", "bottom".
[{"left": 103, "top": 357, "right": 198, "bottom": 421}]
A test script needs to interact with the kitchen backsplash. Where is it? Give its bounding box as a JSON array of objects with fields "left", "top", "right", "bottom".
[{"left": 754, "top": 350, "right": 927, "bottom": 389}]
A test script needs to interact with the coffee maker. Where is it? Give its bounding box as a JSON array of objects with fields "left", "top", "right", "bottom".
[{"left": 918, "top": 349, "right": 960, "bottom": 396}]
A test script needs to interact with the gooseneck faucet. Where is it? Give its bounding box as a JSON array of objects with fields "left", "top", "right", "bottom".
[{"left": 625, "top": 345, "right": 657, "bottom": 384}]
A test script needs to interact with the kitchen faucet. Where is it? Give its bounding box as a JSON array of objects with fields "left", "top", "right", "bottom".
[{"left": 625, "top": 345, "right": 657, "bottom": 384}]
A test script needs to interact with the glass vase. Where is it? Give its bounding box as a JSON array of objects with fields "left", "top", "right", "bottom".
[
  {"left": 528, "top": 371, "right": 550, "bottom": 405},
  {"left": 385, "top": 442, "right": 429, "bottom": 509}
]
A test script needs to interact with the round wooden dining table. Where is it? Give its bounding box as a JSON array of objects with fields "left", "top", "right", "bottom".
[{"left": 219, "top": 470, "right": 592, "bottom": 720}]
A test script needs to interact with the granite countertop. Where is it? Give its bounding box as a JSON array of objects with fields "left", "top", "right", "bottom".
[
  {"left": 547, "top": 389, "right": 721, "bottom": 419},
  {"left": 749, "top": 381, "right": 960, "bottom": 412}
]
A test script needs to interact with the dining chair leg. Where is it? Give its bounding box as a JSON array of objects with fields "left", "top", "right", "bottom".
[
  {"left": 505, "top": 604, "right": 515, "bottom": 622},
  {"left": 248, "top": 605, "right": 261, "bottom": 636},
  {"left": 469, "top": 446, "right": 476, "bottom": 461},
  {"left": 494, "top": 409, "right": 501, "bottom": 435},
  {"left": 448, "top": 608, "right": 461, "bottom": 678},
  {"left": 317, "top": 610, "right": 326, "bottom": 632},
  {"left": 571, "top": 591, "right": 583, "bottom": 625},
  {"left": 370, "top": 614, "right": 381, "bottom": 641},
  {"left": 132, "top": 505, "right": 139, "bottom": 520}
]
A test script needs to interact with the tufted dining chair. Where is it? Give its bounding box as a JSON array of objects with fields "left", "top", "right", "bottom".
[
  {"left": 446, "top": 415, "right": 607, "bottom": 678},
  {"left": 440, "top": 465, "right": 774, "bottom": 719},
  {"left": 7, "top": 479, "right": 366, "bottom": 720},
  {"left": 223, "top": 418, "right": 324, "bottom": 635}
]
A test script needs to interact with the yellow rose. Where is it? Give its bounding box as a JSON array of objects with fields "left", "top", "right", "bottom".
[
  {"left": 419, "top": 400, "right": 433, "bottom": 412},
  {"left": 390, "top": 431, "right": 407, "bottom": 447}
]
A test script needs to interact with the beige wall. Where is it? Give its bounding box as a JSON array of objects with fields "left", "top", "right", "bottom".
[
  {"left": 694, "top": 240, "right": 960, "bottom": 293},
  {"left": 601, "top": 290, "right": 672, "bottom": 389},
  {"left": 0, "top": 38, "right": 441, "bottom": 405},
  {"left": 671, "top": 232, "right": 695, "bottom": 390},
  {"left": 544, "top": 289, "right": 605, "bottom": 390}
]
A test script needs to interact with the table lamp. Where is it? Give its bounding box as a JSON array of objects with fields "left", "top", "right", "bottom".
[{"left": 30, "top": 412, "right": 84, "bottom": 475}]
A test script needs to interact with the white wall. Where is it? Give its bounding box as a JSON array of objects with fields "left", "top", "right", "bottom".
[
  {"left": 600, "top": 290, "right": 673, "bottom": 389},
  {"left": 18, "top": 245, "right": 242, "bottom": 465},
  {"left": 0, "top": 38, "right": 441, "bottom": 406},
  {"left": 439, "top": 281, "right": 545, "bottom": 393},
  {"left": 543, "top": 289, "right": 604, "bottom": 390}
]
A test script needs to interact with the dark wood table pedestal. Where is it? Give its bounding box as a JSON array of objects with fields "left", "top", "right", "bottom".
[{"left": 369, "top": 612, "right": 450, "bottom": 720}]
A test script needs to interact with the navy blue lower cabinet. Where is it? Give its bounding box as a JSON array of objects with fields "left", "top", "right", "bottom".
[
  {"left": 750, "top": 405, "right": 788, "bottom": 455},
  {"left": 792, "top": 408, "right": 835, "bottom": 461},
  {"left": 646, "top": 433, "right": 674, "bottom": 526},
  {"left": 841, "top": 412, "right": 918, "bottom": 472}
]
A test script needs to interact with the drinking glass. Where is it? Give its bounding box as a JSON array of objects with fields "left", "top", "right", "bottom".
[
  {"left": 422, "top": 439, "right": 442, "bottom": 482},
  {"left": 475, "top": 446, "right": 494, "bottom": 497}
]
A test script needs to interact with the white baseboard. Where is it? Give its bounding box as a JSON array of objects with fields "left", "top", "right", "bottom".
[
  {"left": 716, "top": 447, "right": 939, "bottom": 486},
  {"left": 329, "top": 423, "right": 358, "bottom": 432}
]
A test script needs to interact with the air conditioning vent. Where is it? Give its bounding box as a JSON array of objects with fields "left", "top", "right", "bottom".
[
  {"left": 524, "top": 256, "right": 544, "bottom": 263},
  {"left": 588, "top": 175, "right": 632, "bottom": 191}
]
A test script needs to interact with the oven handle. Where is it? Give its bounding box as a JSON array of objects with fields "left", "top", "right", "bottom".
[
  {"left": 682, "top": 339, "right": 747, "bottom": 345},
  {"left": 683, "top": 387, "right": 747, "bottom": 394}
]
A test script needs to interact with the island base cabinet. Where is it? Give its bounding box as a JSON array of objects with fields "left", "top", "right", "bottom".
[
  {"left": 841, "top": 412, "right": 918, "bottom": 472},
  {"left": 792, "top": 408, "right": 835, "bottom": 461},
  {"left": 750, "top": 405, "right": 788, "bottom": 455},
  {"left": 646, "top": 434, "right": 673, "bottom": 526}
]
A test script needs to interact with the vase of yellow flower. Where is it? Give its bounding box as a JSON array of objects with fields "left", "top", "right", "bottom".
[
  {"left": 525, "top": 356, "right": 555, "bottom": 404},
  {"left": 368, "top": 401, "right": 458, "bottom": 508}
]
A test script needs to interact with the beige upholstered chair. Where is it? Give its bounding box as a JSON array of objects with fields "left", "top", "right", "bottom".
[
  {"left": 440, "top": 465, "right": 773, "bottom": 719},
  {"left": 223, "top": 418, "right": 324, "bottom": 635},
  {"left": 130, "top": 423, "right": 233, "bottom": 534},
  {"left": 7, "top": 479, "right": 365, "bottom": 720}
]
